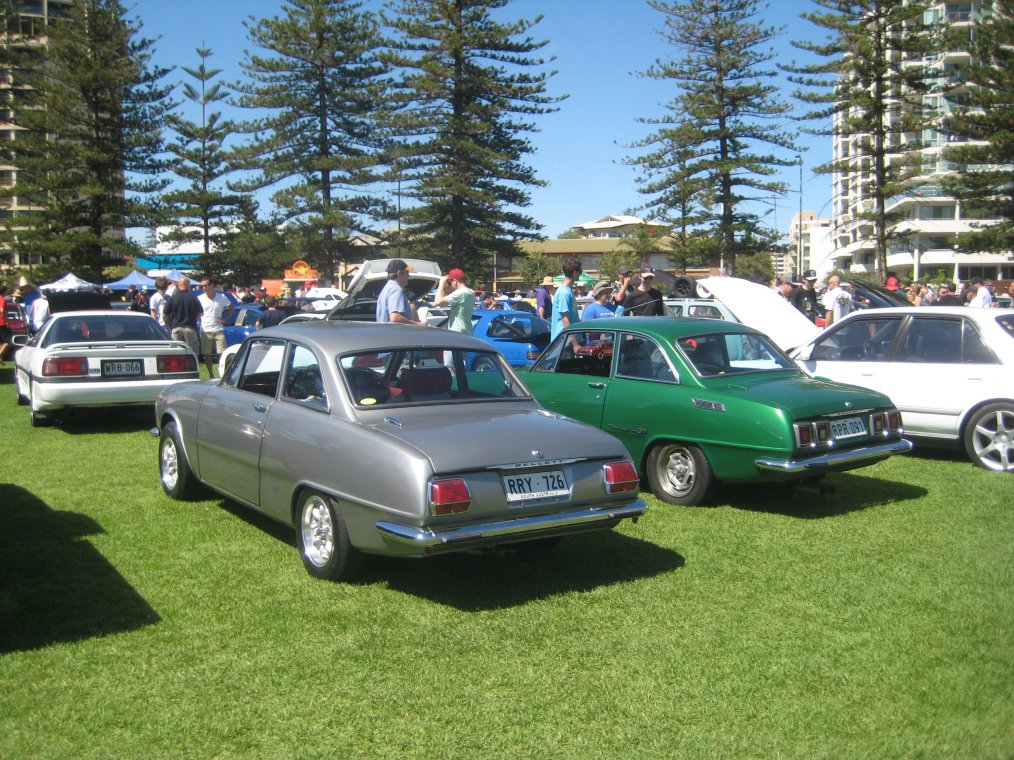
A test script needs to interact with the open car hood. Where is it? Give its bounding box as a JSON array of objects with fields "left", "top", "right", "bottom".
[
  {"left": 342, "top": 258, "right": 441, "bottom": 301},
  {"left": 695, "top": 277, "right": 822, "bottom": 352}
]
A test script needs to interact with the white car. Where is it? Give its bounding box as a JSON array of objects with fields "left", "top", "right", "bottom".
[
  {"left": 791, "top": 307, "right": 1014, "bottom": 472},
  {"left": 13, "top": 310, "right": 199, "bottom": 426}
]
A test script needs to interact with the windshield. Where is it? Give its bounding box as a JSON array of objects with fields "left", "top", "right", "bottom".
[
  {"left": 338, "top": 347, "right": 530, "bottom": 407},
  {"left": 675, "top": 332, "right": 795, "bottom": 377}
]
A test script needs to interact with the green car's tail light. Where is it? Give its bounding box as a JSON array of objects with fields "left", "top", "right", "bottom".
[
  {"left": 603, "top": 461, "right": 639, "bottom": 494},
  {"left": 429, "top": 478, "right": 472, "bottom": 515},
  {"left": 42, "top": 357, "right": 89, "bottom": 377}
]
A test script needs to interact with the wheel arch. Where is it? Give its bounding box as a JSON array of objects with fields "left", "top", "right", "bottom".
[{"left": 958, "top": 396, "right": 1014, "bottom": 440}]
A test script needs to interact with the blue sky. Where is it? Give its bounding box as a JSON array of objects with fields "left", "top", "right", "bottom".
[{"left": 131, "top": 0, "right": 832, "bottom": 239}]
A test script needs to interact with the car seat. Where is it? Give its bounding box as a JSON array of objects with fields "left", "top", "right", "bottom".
[{"left": 398, "top": 366, "right": 453, "bottom": 401}]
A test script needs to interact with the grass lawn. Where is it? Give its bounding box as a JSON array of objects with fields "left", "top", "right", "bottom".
[{"left": 1, "top": 364, "right": 1012, "bottom": 758}]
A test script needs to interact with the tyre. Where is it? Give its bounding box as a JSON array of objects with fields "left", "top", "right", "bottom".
[
  {"left": 672, "top": 276, "right": 698, "bottom": 298},
  {"left": 963, "top": 403, "right": 1014, "bottom": 473},
  {"left": 296, "top": 490, "right": 365, "bottom": 582},
  {"left": 159, "top": 421, "right": 201, "bottom": 499},
  {"left": 646, "top": 442, "right": 715, "bottom": 505},
  {"left": 472, "top": 355, "right": 498, "bottom": 372}
]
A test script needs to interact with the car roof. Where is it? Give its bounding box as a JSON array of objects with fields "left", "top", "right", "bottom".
[
  {"left": 562, "top": 315, "right": 764, "bottom": 338},
  {"left": 254, "top": 319, "right": 494, "bottom": 353}
]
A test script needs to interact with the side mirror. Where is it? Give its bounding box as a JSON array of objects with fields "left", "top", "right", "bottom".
[
  {"left": 12, "top": 334, "right": 30, "bottom": 347},
  {"left": 794, "top": 344, "right": 814, "bottom": 361}
]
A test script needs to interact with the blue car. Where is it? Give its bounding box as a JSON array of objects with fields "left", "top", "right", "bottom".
[
  {"left": 222, "top": 303, "right": 264, "bottom": 346},
  {"left": 468, "top": 309, "right": 551, "bottom": 370}
]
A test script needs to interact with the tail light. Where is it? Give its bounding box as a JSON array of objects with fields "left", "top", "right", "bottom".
[
  {"left": 869, "top": 410, "right": 904, "bottom": 437},
  {"left": 603, "top": 461, "right": 639, "bottom": 494},
  {"left": 870, "top": 412, "right": 886, "bottom": 435},
  {"left": 157, "top": 354, "right": 198, "bottom": 373},
  {"left": 429, "top": 478, "right": 472, "bottom": 515},
  {"left": 794, "top": 422, "right": 815, "bottom": 448},
  {"left": 526, "top": 350, "right": 542, "bottom": 361},
  {"left": 42, "top": 357, "right": 89, "bottom": 376}
]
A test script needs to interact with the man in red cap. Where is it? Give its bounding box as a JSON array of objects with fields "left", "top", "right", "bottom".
[{"left": 433, "top": 267, "right": 474, "bottom": 334}]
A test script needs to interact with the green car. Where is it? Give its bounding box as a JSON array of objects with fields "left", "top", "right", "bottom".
[{"left": 524, "top": 317, "right": 912, "bottom": 505}]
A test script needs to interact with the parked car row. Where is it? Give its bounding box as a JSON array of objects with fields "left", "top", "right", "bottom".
[{"left": 8, "top": 262, "right": 1010, "bottom": 588}]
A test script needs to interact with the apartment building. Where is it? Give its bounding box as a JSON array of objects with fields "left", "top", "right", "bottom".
[
  {"left": 0, "top": 0, "right": 73, "bottom": 270},
  {"left": 829, "top": 0, "right": 1011, "bottom": 285}
]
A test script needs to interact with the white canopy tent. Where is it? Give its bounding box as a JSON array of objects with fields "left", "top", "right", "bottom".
[{"left": 39, "top": 273, "right": 98, "bottom": 292}]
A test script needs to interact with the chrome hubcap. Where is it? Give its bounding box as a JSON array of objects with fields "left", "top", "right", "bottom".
[
  {"left": 663, "top": 448, "right": 694, "bottom": 494},
  {"left": 301, "top": 496, "right": 334, "bottom": 568},
  {"left": 161, "top": 438, "right": 179, "bottom": 490}
]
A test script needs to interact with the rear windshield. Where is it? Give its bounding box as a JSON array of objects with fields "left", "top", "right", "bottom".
[
  {"left": 675, "top": 332, "right": 795, "bottom": 377},
  {"left": 42, "top": 315, "right": 167, "bottom": 346}
]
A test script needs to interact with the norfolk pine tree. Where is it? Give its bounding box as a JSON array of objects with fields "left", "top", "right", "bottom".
[
  {"left": 0, "top": 0, "right": 171, "bottom": 282},
  {"left": 629, "top": 0, "right": 799, "bottom": 277},
  {"left": 163, "top": 47, "right": 243, "bottom": 279},
  {"left": 939, "top": 0, "right": 1014, "bottom": 255},
  {"left": 231, "top": 0, "right": 389, "bottom": 280},
  {"left": 787, "top": 0, "right": 936, "bottom": 284},
  {"left": 383, "top": 0, "right": 563, "bottom": 278}
]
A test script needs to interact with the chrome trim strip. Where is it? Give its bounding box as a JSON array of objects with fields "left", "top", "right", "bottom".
[
  {"left": 375, "top": 500, "right": 648, "bottom": 547},
  {"left": 755, "top": 439, "right": 913, "bottom": 474}
]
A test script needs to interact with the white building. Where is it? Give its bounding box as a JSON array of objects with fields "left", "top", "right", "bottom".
[{"left": 830, "top": 0, "right": 1011, "bottom": 285}]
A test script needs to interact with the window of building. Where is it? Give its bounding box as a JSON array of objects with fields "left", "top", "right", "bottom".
[{"left": 919, "top": 204, "right": 955, "bottom": 220}]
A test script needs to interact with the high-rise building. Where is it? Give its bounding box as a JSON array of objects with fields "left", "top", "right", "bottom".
[
  {"left": 830, "top": 1, "right": 1011, "bottom": 285},
  {"left": 1, "top": 0, "right": 73, "bottom": 271}
]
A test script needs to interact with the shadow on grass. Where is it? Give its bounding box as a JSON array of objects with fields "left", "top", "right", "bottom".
[
  {"left": 722, "top": 470, "right": 928, "bottom": 518},
  {"left": 213, "top": 498, "right": 682, "bottom": 611},
  {"left": 0, "top": 483, "right": 160, "bottom": 654},
  {"left": 50, "top": 406, "right": 157, "bottom": 435}
]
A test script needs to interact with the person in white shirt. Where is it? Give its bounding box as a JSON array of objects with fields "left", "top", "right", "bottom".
[
  {"left": 149, "top": 277, "right": 168, "bottom": 328},
  {"left": 967, "top": 277, "right": 995, "bottom": 308},
  {"left": 197, "top": 279, "right": 234, "bottom": 377},
  {"left": 822, "top": 275, "right": 852, "bottom": 325},
  {"left": 29, "top": 290, "right": 50, "bottom": 333}
]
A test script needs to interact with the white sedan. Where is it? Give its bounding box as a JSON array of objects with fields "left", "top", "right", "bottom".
[
  {"left": 13, "top": 310, "right": 200, "bottom": 426},
  {"left": 791, "top": 306, "right": 1014, "bottom": 472}
]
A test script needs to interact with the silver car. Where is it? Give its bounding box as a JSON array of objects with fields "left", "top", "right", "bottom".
[{"left": 155, "top": 322, "right": 647, "bottom": 582}]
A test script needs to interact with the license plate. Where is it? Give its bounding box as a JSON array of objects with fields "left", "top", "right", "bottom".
[
  {"left": 502, "top": 469, "right": 569, "bottom": 502},
  {"left": 830, "top": 415, "right": 867, "bottom": 439},
  {"left": 102, "top": 360, "right": 143, "bottom": 377}
]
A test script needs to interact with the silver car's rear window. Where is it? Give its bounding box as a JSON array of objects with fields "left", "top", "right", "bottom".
[{"left": 338, "top": 348, "right": 529, "bottom": 407}]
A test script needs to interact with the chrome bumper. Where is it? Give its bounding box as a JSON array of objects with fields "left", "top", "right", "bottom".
[
  {"left": 376, "top": 500, "right": 647, "bottom": 549},
  {"left": 755, "top": 438, "right": 913, "bottom": 475}
]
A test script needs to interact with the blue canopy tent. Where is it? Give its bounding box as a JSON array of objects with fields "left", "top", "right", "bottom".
[{"left": 105, "top": 271, "right": 156, "bottom": 290}]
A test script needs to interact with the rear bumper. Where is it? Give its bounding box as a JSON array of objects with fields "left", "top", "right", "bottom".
[
  {"left": 755, "top": 439, "right": 913, "bottom": 475},
  {"left": 32, "top": 375, "right": 199, "bottom": 410},
  {"left": 375, "top": 500, "right": 647, "bottom": 553}
]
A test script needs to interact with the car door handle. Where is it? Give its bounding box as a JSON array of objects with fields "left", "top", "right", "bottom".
[
  {"left": 587, "top": 382, "right": 605, "bottom": 389},
  {"left": 253, "top": 403, "right": 267, "bottom": 413}
]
